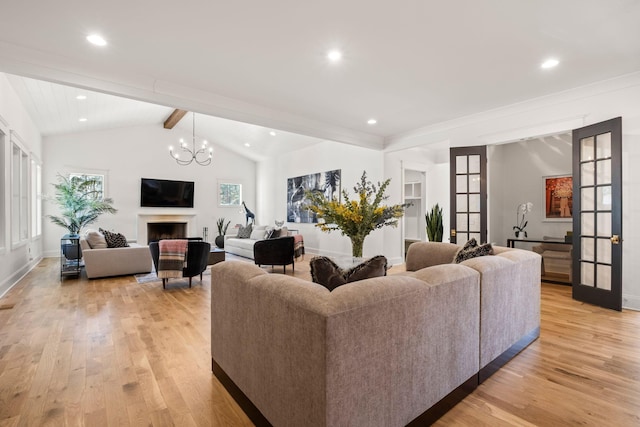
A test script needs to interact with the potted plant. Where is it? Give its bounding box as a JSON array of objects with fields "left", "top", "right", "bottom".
[
  {"left": 425, "top": 204, "right": 444, "bottom": 242},
  {"left": 513, "top": 202, "right": 533, "bottom": 238},
  {"left": 47, "top": 174, "right": 117, "bottom": 259},
  {"left": 215, "top": 217, "right": 231, "bottom": 248}
]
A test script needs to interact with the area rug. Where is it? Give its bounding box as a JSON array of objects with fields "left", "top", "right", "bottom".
[{"left": 134, "top": 268, "right": 210, "bottom": 284}]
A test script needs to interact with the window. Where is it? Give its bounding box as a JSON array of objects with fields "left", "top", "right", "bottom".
[
  {"left": 0, "top": 126, "right": 5, "bottom": 252},
  {"left": 11, "top": 132, "right": 29, "bottom": 247},
  {"left": 69, "top": 173, "right": 105, "bottom": 200},
  {"left": 31, "top": 158, "right": 42, "bottom": 238},
  {"left": 218, "top": 182, "right": 242, "bottom": 207}
]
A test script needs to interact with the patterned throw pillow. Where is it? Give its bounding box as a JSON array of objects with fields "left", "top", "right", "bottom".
[
  {"left": 236, "top": 224, "right": 253, "bottom": 239},
  {"left": 454, "top": 240, "right": 493, "bottom": 263},
  {"left": 310, "top": 255, "right": 388, "bottom": 291},
  {"left": 99, "top": 228, "right": 130, "bottom": 248}
]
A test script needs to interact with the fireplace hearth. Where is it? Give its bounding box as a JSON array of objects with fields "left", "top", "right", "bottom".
[
  {"left": 137, "top": 214, "right": 197, "bottom": 245},
  {"left": 147, "top": 222, "right": 187, "bottom": 243}
]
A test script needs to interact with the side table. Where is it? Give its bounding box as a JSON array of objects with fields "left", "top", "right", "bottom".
[{"left": 208, "top": 248, "right": 226, "bottom": 265}]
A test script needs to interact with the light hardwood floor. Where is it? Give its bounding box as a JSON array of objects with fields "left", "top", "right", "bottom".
[{"left": 1, "top": 255, "right": 639, "bottom": 426}]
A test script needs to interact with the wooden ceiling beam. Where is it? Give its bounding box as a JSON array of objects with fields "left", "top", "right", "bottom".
[{"left": 163, "top": 109, "right": 188, "bottom": 129}]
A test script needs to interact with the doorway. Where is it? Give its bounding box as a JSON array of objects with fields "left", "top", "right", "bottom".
[{"left": 403, "top": 168, "right": 426, "bottom": 258}]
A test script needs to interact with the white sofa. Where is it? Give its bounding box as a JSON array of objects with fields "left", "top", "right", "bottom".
[
  {"left": 224, "top": 225, "right": 289, "bottom": 259},
  {"left": 79, "top": 237, "right": 153, "bottom": 279}
]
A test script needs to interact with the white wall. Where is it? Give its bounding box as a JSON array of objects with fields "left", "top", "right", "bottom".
[
  {"left": 384, "top": 147, "right": 450, "bottom": 264},
  {"left": 489, "top": 135, "right": 573, "bottom": 246},
  {"left": 42, "top": 125, "right": 255, "bottom": 256},
  {"left": 0, "top": 73, "right": 43, "bottom": 298},
  {"left": 257, "top": 140, "right": 386, "bottom": 259},
  {"left": 386, "top": 72, "right": 640, "bottom": 310}
]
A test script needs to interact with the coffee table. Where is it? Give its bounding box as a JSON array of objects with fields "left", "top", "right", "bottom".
[{"left": 208, "top": 247, "right": 226, "bottom": 265}]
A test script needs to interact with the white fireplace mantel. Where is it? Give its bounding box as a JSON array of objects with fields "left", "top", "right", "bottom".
[{"left": 137, "top": 214, "right": 197, "bottom": 244}]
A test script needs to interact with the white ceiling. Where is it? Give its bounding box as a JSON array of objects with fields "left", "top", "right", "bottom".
[
  {"left": 6, "top": 74, "right": 323, "bottom": 161},
  {"left": 1, "top": 0, "right": 640, "bottom": 155}
]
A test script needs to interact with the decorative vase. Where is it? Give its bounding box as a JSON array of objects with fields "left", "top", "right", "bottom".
[
  {"left": 350, "top": 235, "right": 365, "bottom": 258},
  {"left": 215, "top": 235, "right": 225, "bottom": 248},
  {"left": 516, "top": 230, "right": 526, "bottom": 239}
]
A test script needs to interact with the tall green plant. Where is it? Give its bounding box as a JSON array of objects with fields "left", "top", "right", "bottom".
[
  {"left": 425, "top": 203, "right": 443, "bottom": 242},
  {"left": 47, "top": 174, "right": 117, "bottom": 235}
]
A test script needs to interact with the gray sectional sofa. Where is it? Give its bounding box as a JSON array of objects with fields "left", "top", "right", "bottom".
[{"left": 210, "top": 243, "right": 541, "bottom": 426}]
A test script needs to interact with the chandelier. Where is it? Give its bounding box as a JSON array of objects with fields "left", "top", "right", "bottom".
[{"left": 169, "top": 113, "right": 213, "bottom": 166}]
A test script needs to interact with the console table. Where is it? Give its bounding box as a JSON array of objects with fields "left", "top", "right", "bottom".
[
  {"left": 506, "top": 237, "right": 569, "bottom": 248},
  {"left": 507, "top": 238, "right": 572, "bottom": 285}
]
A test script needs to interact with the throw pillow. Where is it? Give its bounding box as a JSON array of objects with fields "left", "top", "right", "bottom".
[
  {"left": 309, "top": 256, "right": 347, "bottom": 290},
  {"left": 454, "top": 242, "right": 493, "bottom": 263},
  {"left": 310, "top": 255, "right": 389, "bottom": 291},
  {"left": 99, "top": 228, "right": 129, "bottom": 248},
  {"left": 236, "top": 224, "right": 253, "bottom": 239},
  {"left": 343, "top": 255, "right": 388, "bottom": 283},
  {"left": 269, "top": 228, "right": 281, "bottom": 239},
  {"left": 461, "top": 238, "right": 478, "bottom": 251},
  {"left": 249, "top": 227, "right": 266, "bottom": 240},
  {"left": 85, "top": 231, "right": 108, "bottom": 249}
]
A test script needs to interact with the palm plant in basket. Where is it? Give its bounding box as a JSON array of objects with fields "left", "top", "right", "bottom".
[
  {"left": 47, "top": 174, "right": 117, "bottom": 259},
  {"left": 47, "top": 174, "right": 117, "bottom": 235}
]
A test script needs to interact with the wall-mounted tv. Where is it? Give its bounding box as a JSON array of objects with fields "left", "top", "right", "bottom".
[{"left": 140, "top": 178, "right": 194, "bottom": 208}]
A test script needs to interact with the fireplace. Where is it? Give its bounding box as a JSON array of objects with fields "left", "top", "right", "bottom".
[
  {"left": 137, "top": 214, "right": 197, "bottom": 244},
  {"left": 147, "top": 222, "right": 187, "bottom": 243}
]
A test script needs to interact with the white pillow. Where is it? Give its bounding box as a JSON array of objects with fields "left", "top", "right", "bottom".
[
  {"left": 85, "top": 231, "right": 108, "bottom": 249},
  {"left": 249, "top": 228, "right": 266, "bottom": 240}
]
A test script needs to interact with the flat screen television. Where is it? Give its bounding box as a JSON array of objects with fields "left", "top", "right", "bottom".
[{"left": 140, "top": 178, "right": 194, "bottom": 208}]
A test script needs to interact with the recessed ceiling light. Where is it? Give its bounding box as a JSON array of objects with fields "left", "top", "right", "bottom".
[
  {"left": 541, "top": 58, "right": 559, "bottom": 69},
  {"left": 269, "top": 131, "right": 276, "bottom": 136},
  {"left": 78, "top": 117, "right": 87, "bottom": 122},
  {"left": 327, "top": 50, "right": 342, "bottom": 62},
  {"left": 76, "top": 95, "right": 87, "bottom": 100},
  {"left": 86, "top": 34, "right": 107, "bottom": 46},
  {"left": 244, "top": 143, "right": 251, "bottom": 147},
  {"left": 367, "top": 119, "right": 377, "bottom": 125}
]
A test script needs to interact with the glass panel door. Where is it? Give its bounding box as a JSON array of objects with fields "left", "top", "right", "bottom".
[
  {"left": 573, "top": 117, "right": 622, "bottom": 311},
  {"left": 450, "top": 146, "right": 487, "bottom": 244}
]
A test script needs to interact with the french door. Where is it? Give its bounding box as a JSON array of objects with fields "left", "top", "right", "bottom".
[
  {"left": 450, "top": 146, "right": 487, "bottom": 244},
  {"left": 572, "top": 117, "right": 622, "bottom": 311}
]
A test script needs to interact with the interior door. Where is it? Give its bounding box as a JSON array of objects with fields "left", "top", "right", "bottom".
[
  {"left": 572, "top": 117, "right": 622, "bottom": 311},
  {"left": 450, "top": 146, "right": 487, "bottom": 244}
]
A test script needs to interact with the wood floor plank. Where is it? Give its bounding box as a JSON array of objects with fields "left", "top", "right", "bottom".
[{"left": 1, "top": 257, "right": 640, "bottom": 426}]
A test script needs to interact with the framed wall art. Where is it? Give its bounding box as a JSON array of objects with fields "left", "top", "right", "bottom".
[
  {"left": 287, "top": 169, "right": 341, "bottom": 223},
  {"left": 543, "top": 174, "right": 573, "bottom": 221}
]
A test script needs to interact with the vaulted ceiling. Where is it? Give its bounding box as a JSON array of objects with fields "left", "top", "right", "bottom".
[{"left": 1, "top": 1, "right": 640, "bottom": 158}]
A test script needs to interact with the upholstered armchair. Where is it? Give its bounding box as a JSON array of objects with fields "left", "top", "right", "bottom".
[
  {"left": 253, "top": 236, "right": 295, "bottom": 273},
  {"left": 149, "top": 240, "right": 211, "bottom": 288}
]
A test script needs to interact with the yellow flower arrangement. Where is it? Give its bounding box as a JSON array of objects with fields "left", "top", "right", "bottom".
[{"left": 306, "top": 171, "right": 409, "bottom": 257}]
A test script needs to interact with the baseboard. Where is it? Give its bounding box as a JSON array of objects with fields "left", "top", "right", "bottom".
[
  {"left": 478, "top": 326, "right": 540, "bottom": 383},
  {"left": 212, "top": 360, "right": 272, "bottom": 427},
  {"left": 406, "top": 375, "right": 478, "bottom": 426},
  {"left": 623, "top": 294, "right": 640, "bottom": 311},
  {"left": 213, "top": 359, "right": 478, "bottom": 427},
  {"left": 0, "top": 256, "right": 43, "bottom": 299}
]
